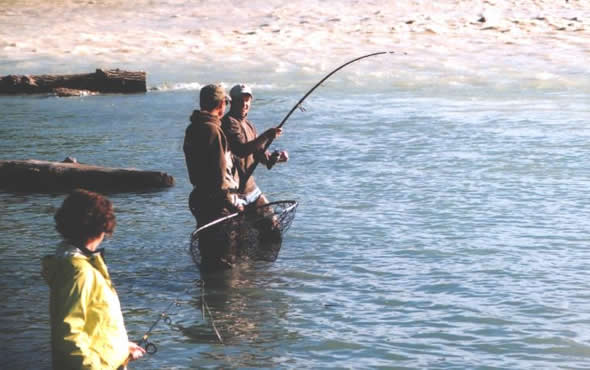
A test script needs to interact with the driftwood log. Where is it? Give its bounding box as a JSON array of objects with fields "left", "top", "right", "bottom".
[
  {"left": 0, "top": 69, "right": 146, "bottom": 95},
  {"left": 0, "top": 159, "right": 174, "bottom": 193}
]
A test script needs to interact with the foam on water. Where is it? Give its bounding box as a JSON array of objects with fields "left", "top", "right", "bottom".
[{"left": 1, "top": 0, "right": 589, "bottom": 93}]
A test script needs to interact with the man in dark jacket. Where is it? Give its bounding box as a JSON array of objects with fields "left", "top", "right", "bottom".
[
  {"left": 221, "top": 84, "right": 288, "bottom": 208},
  {"left": 184, "top": 84, "right": 244, "bottom": 269}
]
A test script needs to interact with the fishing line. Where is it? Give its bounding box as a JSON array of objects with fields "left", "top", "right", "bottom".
[
  {"left": 239, "top": 51, "right": 395, "bottom": 191},
  {"left": 197, "top": 279, "right": 224, "bottom": 344},
  {"left": 136, "top": 287, "right": 190, "bottom": 355},
  {"left": 137, "top": 280, "right": 224, "bottom": 356}
]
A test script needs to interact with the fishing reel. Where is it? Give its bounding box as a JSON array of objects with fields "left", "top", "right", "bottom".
[
  {"left": 138, "top": 338, "right": 158, "bottom": 355},
  {"left": 267, "top": 149, "right": 286, "bottom": 169}
]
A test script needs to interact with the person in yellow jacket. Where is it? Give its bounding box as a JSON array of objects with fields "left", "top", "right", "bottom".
[{"left": 42, "top": 189, "right": 145, "bottom": 369}]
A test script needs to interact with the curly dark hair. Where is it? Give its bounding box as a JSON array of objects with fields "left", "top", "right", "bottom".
[{"left": 55, "top": 189, "right": 116, "bottom": 246}]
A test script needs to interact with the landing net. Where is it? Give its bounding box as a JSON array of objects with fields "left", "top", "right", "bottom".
[{"left": 190, "top": 200, "right": 298, "bottom": 268}]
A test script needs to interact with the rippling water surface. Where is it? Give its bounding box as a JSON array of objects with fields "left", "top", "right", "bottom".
[
  {"left": 1, "top": 86, "right": 590, "bottom": 368},
  {"left": 2, "top": 1, "right": 590, "bottom": 367}
]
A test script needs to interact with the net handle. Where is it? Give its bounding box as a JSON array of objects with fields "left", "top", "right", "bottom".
[{"left": 191, "top": 200, "right": 298, "bottom": 236}]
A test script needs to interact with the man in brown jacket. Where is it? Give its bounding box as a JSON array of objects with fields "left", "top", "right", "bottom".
[
  {"left": 221, "top": 84, "right": 288, "bottom": 208},
  {"left": 184, "top": 84, "right": 245, "bottom": 269}
]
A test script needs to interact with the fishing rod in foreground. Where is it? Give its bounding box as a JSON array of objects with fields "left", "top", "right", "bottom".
[
  {"left": 136, "top": 288, "right": 187, "bottom": 355},
  {"left": 136, "top": 282, "right": 223, "bottom": 356},
  {"left": 239, "top": 51, "right": 395, "bottom": 191}
]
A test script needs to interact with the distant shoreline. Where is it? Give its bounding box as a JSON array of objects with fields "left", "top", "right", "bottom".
[{"left": 1, "top": 0, "right": 588, "bottom": 89}]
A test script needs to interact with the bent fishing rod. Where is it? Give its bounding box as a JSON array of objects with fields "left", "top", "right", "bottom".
[{"left": 239, "top": 51, "right": 394, "bottom": 191}]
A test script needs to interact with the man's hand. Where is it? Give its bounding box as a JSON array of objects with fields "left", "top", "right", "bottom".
[
  {"left": 228, "top": 193, "right": 246, "bottom": 212},
  {"left": 276, "top": 150, "right": 289, "bottom": 163},
  {"left": 263, "top": 127, "right": 283, "bottom": 140},
  {"left": 266, "top": 150, "right": 289, "bottom": 169}
]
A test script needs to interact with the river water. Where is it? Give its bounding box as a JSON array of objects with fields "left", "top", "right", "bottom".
[{"left": 2, "top": 1, "right": 590, "bottom": 369}]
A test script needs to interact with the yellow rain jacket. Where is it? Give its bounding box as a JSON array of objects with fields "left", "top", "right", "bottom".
[{"left": 42, "top": 245, "right": 129, "bottom": 369}]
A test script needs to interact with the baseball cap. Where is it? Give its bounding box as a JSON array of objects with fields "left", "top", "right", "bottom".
[
  {"left": 229, "top": 84, "right": 253, "bottom": 99},
  {"left": 200, "top": 83, "right": 231, "bottom": 108}
]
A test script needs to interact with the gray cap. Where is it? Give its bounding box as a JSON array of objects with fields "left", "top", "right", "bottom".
[{"left": 229, "top": 84, "right": 253, "bottom": 99}]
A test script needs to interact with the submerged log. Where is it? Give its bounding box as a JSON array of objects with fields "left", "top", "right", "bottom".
[
  {"left": 0, "top": 159, "right": 174, "bottom": 193},
  {"left": 0, "top": 69, "right": 147, "bottom": 95}
]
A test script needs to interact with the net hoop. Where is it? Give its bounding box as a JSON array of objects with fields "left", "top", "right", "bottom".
[{"left": 190, "top": 200, "right": 298, "bottom": 268}]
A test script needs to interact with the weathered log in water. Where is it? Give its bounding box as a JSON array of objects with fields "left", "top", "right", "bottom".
[
  {"left": 0, "top": 159, "right": 174, "bottom": 193},
  {"left": 53, "top": 87, "right": 98, "bottom": 97},
  {"left": 0, "top": 69, "right": 146, "bottom": 95}
]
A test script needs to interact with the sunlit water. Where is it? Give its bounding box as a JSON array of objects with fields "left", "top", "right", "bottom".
[
  {"left": 2, "top": 0, "right": 590, "bottom": 369},
  {"left": 2, "top": 87, "right": 590, "bottom": 369}
]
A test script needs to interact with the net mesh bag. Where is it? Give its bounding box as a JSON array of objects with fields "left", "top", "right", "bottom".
[{"left": 190, "top": 200, "right": 298, "bottom": 268}]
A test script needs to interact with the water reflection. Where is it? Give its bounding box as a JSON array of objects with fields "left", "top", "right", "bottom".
[{"left": 178, "top": 264, "right": 291, "bottom": 368}]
